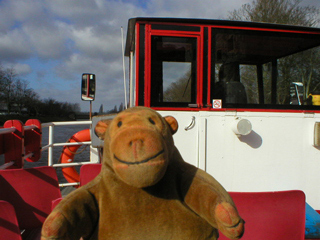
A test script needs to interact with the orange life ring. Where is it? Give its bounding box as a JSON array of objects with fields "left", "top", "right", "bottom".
[{"left": 60, "top": 129, "right": 91, "bottom": 185}]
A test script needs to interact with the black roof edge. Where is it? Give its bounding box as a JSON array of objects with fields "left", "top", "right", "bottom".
[
  {"left": 125, "top": 17, "right": 320, "bottom": 56},
  {"left": 125, "top": 18, "right": 137, "bottom": 56}
]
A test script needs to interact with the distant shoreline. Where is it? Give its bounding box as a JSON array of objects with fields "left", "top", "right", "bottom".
[{"left": 0, "top": 115, "right": 82, "bottom": 126}]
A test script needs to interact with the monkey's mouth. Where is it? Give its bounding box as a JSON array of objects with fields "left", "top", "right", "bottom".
[{"left": 114, "top": 149, "right": 164, "bottom": 165}]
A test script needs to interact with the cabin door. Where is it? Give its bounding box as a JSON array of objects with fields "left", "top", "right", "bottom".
[{"left": 142, "top": 29, "right": 204, "bottom": 168}]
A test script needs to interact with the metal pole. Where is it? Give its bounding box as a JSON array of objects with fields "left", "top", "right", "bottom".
[
  {"left": 48, "top": 125, "right": 54, "bottom": 166},
  {"left": 90, "top": 101, "right": 92, "bottom": 120},
  {"left": 271, "top": 60, "right": 278, "bottom": 104},
  {"left": 129, "top": 51, "right": 135, "bottom": 107},
  {"left": 121, "top": 26, "right": 128, "bottom": 109}
]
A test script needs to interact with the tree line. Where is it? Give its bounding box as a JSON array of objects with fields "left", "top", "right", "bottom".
[{"left": 0, "top": 65, "right": 80, "bottom": 117}]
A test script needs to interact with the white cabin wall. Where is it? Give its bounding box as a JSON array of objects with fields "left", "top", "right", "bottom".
[
  {"left": 159, "top": 110, "right": 320, "bottom": 209},
  {"left": 159, "top": 111, "right": 199, "bottom": 168}
]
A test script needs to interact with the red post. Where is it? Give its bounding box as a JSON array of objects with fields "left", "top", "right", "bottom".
[
  {"left": 0, "top": 128, "right": 4, "bottom": 155},
  {"left": 24, "top": 119, "right": 42, "bottom": 162},
  {"left": 3, "top": 120, "right": 24, "bottom": 169}
]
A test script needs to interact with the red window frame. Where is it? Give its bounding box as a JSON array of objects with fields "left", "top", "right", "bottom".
[
  {"left": 141, "top": 23, "right": 204, "bottom": 110},
  {"left": 134, "top": 20, "right": 320, "bottom": 113}
]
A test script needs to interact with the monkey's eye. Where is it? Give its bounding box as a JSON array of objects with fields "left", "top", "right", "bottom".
[
  {"left": 149, "top": 118, "right": 155, "bottom": 125},
  {"left": 117, "top": 121, "right": 122, "bottom": 127}
]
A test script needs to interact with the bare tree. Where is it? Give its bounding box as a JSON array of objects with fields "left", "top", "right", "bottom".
[
  {"left": 229, "top": 0, "right": 320, "bottom": 104},
  {"left": 0, "top": 64, "right": 83, "bottom": 117},
  {"left": 0, "top": 67, "right": 17, "bottom": 113},
  {"left": 24, "top": 90, "right": 41, "bottom": 115},
  {"left": 12, "top": 79, "right": 30, "bottom": 114},
  {"left": 229, "top": 0, "right": 319, "bottom": 27}
]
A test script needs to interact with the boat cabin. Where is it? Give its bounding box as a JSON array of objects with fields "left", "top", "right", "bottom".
[
  {"left": 125, "top": 17, "right": 320, "bottom": 110},
  {"left": 123, "top": 17, "right": 320, "bottom": 210}
]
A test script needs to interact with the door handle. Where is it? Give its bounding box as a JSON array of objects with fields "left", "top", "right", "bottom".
[{"left": 185, "top": 116, "right": 196, "bottom": 131}]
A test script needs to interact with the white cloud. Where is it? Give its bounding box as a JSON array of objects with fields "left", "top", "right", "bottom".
[
  {"left": 22, "top": 21, "right": 70, "bottom": 60},
  {"left": 143, "top": 0, "right": 249, "bottom": 19},
  {"left": 0, "top": 29, "right": 32, "bottom": 61},
  {"left": 0, "top": 0, "right": 45, "bottom": 31},
  {"left": 70, "top": 26, "right": 122, "bottom": 60},
  {"left": 10, "top": 63, "right": 32, "bottom": 76},
  {"left": 55, "top": 52, "right": 123, "bottom": 80},
  {"left": 10, "top": 0, "right": 45, "bottom": 22}
]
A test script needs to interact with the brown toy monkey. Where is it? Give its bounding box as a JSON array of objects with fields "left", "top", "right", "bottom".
[{"left": 41, "top": 107, "right": 244, "bottom": 239}]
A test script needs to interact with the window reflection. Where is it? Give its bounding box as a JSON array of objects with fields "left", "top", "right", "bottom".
[{"left": 150, "top": 36, "right": 197, "bottom": 107}]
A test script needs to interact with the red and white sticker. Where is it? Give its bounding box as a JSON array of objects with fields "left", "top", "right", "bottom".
[{"left": 212, "top": 99, "right": 222, "bottom": 109}]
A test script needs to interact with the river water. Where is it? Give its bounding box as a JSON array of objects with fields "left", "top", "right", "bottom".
[{"left": 24, "top": 124, "right": 92, "bottom": 184}]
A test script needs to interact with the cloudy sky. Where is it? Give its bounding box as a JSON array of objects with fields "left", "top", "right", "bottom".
[{"left": 0, "top": 0, "right": 319, "bottom": 112}]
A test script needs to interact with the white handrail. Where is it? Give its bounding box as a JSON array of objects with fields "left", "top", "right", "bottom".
[
  {"left": 0, "top": 128, "right": 16, "bottom": 135},
  {"left": 23, "top": 125, "right": 37, "bottom": 131},
  {"left": 0, "top": 161, "right": 15, "bottom": 170},
  {"left": 0, "top": 120, "right": 94, "bottom": 183},
  {"left": 41, "top": 121, "right": 92, "bottom": 166},
  {"left": 41, "top": 120, "right": 93, "bottom": 187},
  {"left": 53, "top": 141, "right": 91, "bottom": 147},
  {"left": 59, "top": 182, "right": 79, "bottom": 187},
  {"left": 41, "top": 141, "right": 92, "bottom": 151},
  {"left": 53, "top": 161, "right": 94, "bottom": 167},
  {"left": 0, "top": 123, "right": 38, "bottom": 136},
  {"left": 23, "top": 152, "right": 33, "bottom": 160},
  {"left": 42, "top": 121, "right": 91, "bottom": 127}
]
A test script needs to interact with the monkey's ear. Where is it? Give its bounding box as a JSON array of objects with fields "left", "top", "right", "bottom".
[
  {"left": 94, "top": 119, "right": 112, "bottom": 139},
  {"left": 164, "top": 116, "right": 178, "bottom": 135}
]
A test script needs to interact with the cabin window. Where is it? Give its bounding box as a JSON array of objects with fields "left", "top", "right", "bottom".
[
  {"left": 150, "top": 36, "right": 198, "bottom": 107},
  {"left": 212, "top": 28, "right": 320, "bottom": 109}
]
